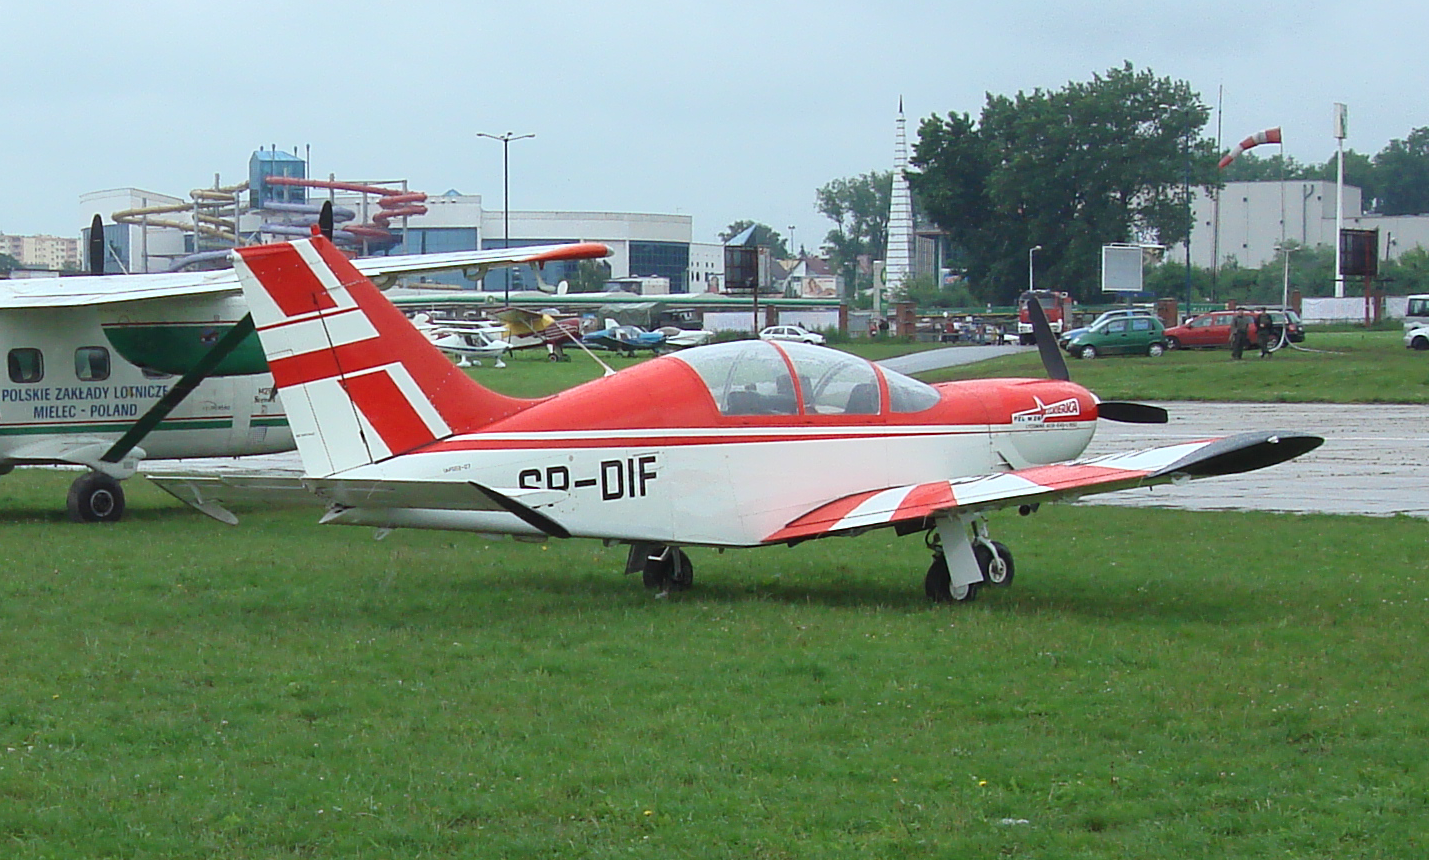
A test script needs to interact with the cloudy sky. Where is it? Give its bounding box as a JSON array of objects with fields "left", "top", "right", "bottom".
[{"left": 2, "top": 1, "right": 1422, "bottom": 247}]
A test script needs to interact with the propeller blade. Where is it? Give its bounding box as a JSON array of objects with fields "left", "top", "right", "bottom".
[
  {"left": 88, "top": 214, "right": 105, "bottom": 276},
  {"left": 1098, "top": 401, "right": 1169, "bottom": 424},
  {"left": 319, "top": 201, "right": 335, "bottom": 240},
  {"left": 1025, "top": 293, "right": 1070, "bottom": 381}
]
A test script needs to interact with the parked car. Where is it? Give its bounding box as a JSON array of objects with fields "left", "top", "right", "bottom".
[
  {"left": 760, "top": 325, "right": 826, "bottom": 345},
  {"left": 1058, "top": 308, "right": 1158, "bottom": 349},
  {"left": 1405, "top": 324, "right": 1429, "bottom": 351},
  {"left": 1163, "top": 309, "right": 1304, "bottom": 350},
  {"left": 1063, "top": 315, "right": 1166, "bottom": 359}
]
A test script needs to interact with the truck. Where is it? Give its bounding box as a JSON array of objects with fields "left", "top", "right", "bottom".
[{"left": 1017, "top": 290, "right": 1074, "bottom": 345}]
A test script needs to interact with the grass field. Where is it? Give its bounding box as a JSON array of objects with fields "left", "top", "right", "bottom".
[
  {"left": 923, "top": 329, "right": 1429, "bottom": 404},
  {"left": 3, "top": 469, "right": 1426, "bottom": 858}
]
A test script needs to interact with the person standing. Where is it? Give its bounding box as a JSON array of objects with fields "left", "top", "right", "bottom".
[
  {"left": 1256, "top": 308, "right": 1275, "bottom": 357},
  {"left": 1230, "top": 311, "right": 1250, "bottom": 360}
]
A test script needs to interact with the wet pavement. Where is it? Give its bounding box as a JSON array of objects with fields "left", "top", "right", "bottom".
[{"left": 1079, "top": 401, "right": 1429, "bottom": 519}]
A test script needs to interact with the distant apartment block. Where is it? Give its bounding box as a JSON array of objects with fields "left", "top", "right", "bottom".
[{"left": 0, "top": 232, "right": 81, "bottom": 271}]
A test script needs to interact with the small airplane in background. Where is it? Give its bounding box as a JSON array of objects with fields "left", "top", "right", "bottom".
[
  {"left": 582, "top": 324, "right": 667, "bottom": 356},
  {"left": 411, "top": 315, "right": 511, "bottom": 367},
  {"left": 0, "top": 213, "right": 610, "bottom": 522},
  {"left": 152, "top": 234, "right": 1323, "bottom": 603}
]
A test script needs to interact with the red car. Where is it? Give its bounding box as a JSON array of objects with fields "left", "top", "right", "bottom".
[{"left": 1164, "top": 310, "right": 1304, "bottom": 350}]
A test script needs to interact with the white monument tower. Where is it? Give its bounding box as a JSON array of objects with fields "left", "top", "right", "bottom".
[{"left": 885, "top": 99, "right": 915, "bottom": 299}]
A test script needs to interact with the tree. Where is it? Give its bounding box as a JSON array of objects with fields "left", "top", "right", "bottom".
[
  {"left": 909, "top": 63, "right": 1219, "bottom": 303},
  {"left": 0, "top": 253, "right": 19, "bottom": 274},
  {"left": 815, "top": 170, "right": 892, "bottom": 296},
  {"left": 718, "top": 221, "right": 790, "bottom": 258},
  {"left": 567, "top": 258, "right": 612, "bottom": 293},
  {"left": 1221, "top": 151, "right": 1317, "bottom": 182},
  {"left": 1372, "top": 127, "right": 1429, "bottom": 216}
]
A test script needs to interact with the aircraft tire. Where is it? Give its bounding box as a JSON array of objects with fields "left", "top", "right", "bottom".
[
  {"left": 642, "top": 547, "right": 693, "bottom": 592},
  {"left": 924, "top": 554, "right": 978, "bottom": 603},
  {"left": 975, "top": 540, "right": 1015, "bottom": 587},
  {"left": 67, "top": 472, "right": 126, "bottom": 524}
]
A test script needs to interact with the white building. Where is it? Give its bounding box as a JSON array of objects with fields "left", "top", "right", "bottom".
[{"left": 1183, "top": 180, "right": 1429, "bottom": 270}]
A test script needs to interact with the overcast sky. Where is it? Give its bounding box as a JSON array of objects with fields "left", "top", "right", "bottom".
[{"left": 2, "top": 1, "right": 1423, "bottom": 247}]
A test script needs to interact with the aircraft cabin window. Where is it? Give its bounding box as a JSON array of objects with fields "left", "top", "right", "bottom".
[
  {"left": 8, "top": 348, "right": 43, "bottom": 384},
  {"left": 885, "top": 370, "right": 941, "bottom": 413},
  {"left": 781, "top": 341, "right": 880, "bottom": 414},
  {"left": 75, "top": 347, "right": 110, "bottom": 382},
  {"left": 671, "top": 340, "right": 797, "bottom": 416}
]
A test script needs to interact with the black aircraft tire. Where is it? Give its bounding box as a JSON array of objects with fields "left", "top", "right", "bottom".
[
  {"left": 67, "top": 472, "right": 126, "bottom": 524},
  {"left": 642, "top": 548, "right": 693, "bottom": 592},
  {"left": 925, "top": 554, "right": 978, "bottom": 604},
  {"left": 975, "top": 540, "right": 1015, "bottom": 587}
]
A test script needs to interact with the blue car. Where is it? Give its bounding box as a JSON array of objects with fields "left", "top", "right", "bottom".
[{"left": 582, "top": 325, "right": 667, "bottom": 356}]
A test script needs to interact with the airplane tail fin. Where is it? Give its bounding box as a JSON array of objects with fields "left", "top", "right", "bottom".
[{"left": 232, "top": 236, "right": 531, "bottom": 477}]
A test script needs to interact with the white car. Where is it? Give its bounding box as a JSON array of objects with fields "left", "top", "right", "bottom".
[
  {"left": 1405, "top": 324, "right": 1429, "bottom": 351},
  {"left": 760, "top": 325, "right": 826, "bottom": 345}
]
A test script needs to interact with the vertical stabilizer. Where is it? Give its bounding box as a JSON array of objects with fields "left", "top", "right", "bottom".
[{"left": 232, "top": 236, "right": 529, "bottom": 476}]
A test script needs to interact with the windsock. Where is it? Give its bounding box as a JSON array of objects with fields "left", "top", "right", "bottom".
[{"left": 1218, "top": 127, "right": 1282, "bottom": 168}]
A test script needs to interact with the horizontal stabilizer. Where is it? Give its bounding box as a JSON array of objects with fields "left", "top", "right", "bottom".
[
  {"left": 765, "top": 431, "right": 1323, "bottom": 544},
  {"left": 149, "top": 469, "right": 567, "bottom": 527}
]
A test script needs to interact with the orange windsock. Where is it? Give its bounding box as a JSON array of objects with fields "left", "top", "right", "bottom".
[{"left": 1218, "top": 127, "right": 1283, "bottom": 168}]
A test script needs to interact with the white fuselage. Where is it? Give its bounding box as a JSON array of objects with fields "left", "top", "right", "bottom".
[
  {"left": 321, "top": 418, "right": 1098, "bottom": 546},
  {"left": 0, "top": 302, "right": 292, "bottom": 473}
]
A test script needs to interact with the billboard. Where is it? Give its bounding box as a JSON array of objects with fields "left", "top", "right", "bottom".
[{"left": 1101, "top": 244, "right": 1145, "bottom": 294}]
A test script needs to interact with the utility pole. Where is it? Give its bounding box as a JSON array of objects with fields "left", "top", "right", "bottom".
[{"left": 477, "top": 131, "right": 535, "bottom": 305}]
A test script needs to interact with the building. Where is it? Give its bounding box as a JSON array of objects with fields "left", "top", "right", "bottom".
[
  {"left": 0, "top": 231, "right": 81, "bottom": 271},
  {"left": 1182, "top": 180, "right": 1429, "bottom": 270}
]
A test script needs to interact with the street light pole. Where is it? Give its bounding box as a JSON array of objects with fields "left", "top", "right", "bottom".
[
  {"left": 477, "top": 131, "right": 535, "bottom": 305},
  {"left": 1028, "top": 245, "right": 1042, "bottom": 293}
]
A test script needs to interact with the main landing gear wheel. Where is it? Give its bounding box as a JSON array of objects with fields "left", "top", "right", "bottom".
[
  {"left": 641, "top": 546, "right": 693, "bottom": 592},
  {"left": 924, "top": 554, "right": 979, "bottom": 604},
  {"left": 67, "top": 472, "right": 126, "bottom": 524},
  {"left": 974, "top": 540, "right": 1015, "bottom": 587}
]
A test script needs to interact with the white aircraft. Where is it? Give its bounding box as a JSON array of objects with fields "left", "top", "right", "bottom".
[
  {"left": 0, "top": 231, "right": 610, "bottom": 522},
  {"left": 153, "top": 234, "right": 1323, "bottom": 602},
  {"left": 410, "top": 315, "right": 511, "bottom": 367}
]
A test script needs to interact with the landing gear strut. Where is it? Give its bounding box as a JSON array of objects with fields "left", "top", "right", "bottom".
[
  {"left": 67, "top": 471, "right": 126, "bottom": 523},
  {"left": 627, "top": 543, "right": 693, "bottom": 592},
  {"left": 924, "top": 515, "right": 1015, "bottom": 603}
]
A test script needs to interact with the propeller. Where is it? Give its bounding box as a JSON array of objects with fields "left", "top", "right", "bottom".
[
  {"left": 1024, "top": 294, "right": 1168, "bottom": 424},
  {"left": 88, "top": 214, "right": 105, "bottom": 276},
  {"left": 319, "top": 201, "right": 335, "bottom": 240}
]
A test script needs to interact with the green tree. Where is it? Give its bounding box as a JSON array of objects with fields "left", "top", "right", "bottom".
[
  {"left": 0, "top": 253, "right": 19, "bottom": 274},
  {"left": 909, "top": 63, "right": 1219, "bottom": 303},
  {"left": 1372, "top": 127, "right": 1429, "bottom": 216},
  {"left": 567, "top": 258, "right": 612, "bottom": 293},
  {"left": 1221, "top": 151, "right": 1317, "bottom": 181},
  {"left": 815, "top": 170, "right": 892, "bottom": 295},
  {"left": 718, "top": 221, "right": 790, "bottom": 258}
]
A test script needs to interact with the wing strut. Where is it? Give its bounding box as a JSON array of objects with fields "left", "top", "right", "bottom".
[{"left": 100, "top": 314, "right": 257, "bottom": 466}]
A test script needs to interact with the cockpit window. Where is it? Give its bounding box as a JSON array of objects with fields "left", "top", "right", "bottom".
[
  {"left": 671, "top": 340, "right": 797, "bottom": 415},
  {"left": 884, "top": 369, "right": 941, "bottom": 413},
  {"left": 780, "top": 341, "right": 880, "bottom": 414}
]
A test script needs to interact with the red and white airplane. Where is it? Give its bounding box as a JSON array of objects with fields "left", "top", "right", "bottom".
[{"left": 154, "top": 234, "right": 1323, "bottom": 602}]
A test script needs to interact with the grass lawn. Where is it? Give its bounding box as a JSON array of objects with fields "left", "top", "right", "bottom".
[
  {"left": 923, "top": 329, "right": 1429, "bottom": 403},
  {"left": 2, "top": 469, "right": 1426, "bottom": 858}
]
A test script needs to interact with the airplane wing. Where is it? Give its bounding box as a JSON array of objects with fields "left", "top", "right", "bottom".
[
  {"left": 351, "top": 242, "right": 612, "bottom": 281},
  {"left": 765, "top": 431, "right": 1323, "bottom": 544},
  {"left": 0, "top": 242, "right": 611, "bottom": 310}
]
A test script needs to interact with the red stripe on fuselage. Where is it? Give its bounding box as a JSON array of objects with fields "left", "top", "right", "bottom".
[
  {"left": 238, "top": 244, "right": 338, "bottom": 317},
  {"left": 420, "top": 427, "right": 978, "bottom": 452},
  {"left": 342, "top": 370, "right": 435, "bottom": 455}
]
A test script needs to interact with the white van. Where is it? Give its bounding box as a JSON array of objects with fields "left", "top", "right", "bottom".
[{"left": 1405, "top": 294, "right": 1429, "bottom": 331}]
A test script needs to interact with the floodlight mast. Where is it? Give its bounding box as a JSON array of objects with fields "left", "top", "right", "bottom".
[
  {"left": 477, "top": 131, "right": 536, "bottom": 306},
  {"left": 1028, "top": 245, "right": 1042, "bottom": 293}
]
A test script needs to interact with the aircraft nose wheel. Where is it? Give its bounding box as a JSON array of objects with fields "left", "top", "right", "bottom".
[
  {"left": 924, "top": 554, "right": 979, "bottom": 603},
  {"left": 640, "top": 546, "right": 693, "bottom": 592},
  {"left": 975, "top": 540, "right": 1015, "bottom": 587},
  {"left": 67, "top": 472, "right": 126, "bottom": 523}
]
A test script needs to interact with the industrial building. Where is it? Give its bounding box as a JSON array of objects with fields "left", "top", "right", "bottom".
[{"left": 77, "top": 150, "right": 726, "bottom": 293}]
